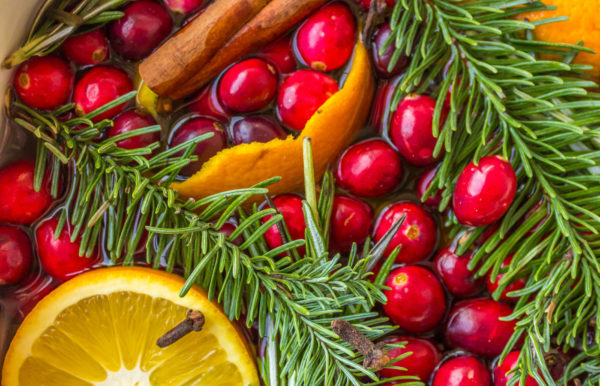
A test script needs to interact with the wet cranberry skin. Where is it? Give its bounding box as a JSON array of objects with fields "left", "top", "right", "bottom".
[
  {"left": 0, "top": 160, "right": 55, "bottom": 225},
  {"left": 262, "top": 194, "right": 306, "bottom": 253},
  {"left": 453, "top": 155, "right": 517, "bottom": 226},
  {"left": 433, "top": 356, "right": 491, "bottom": 386},
  {"left": 108, "top": 0, "right": 173, "bottom": 60},
  {"left": 277, "top": 70, "right": 338, "bottom": 131},
  {"left": 73, "top": 66, "right": 133, "bottom": 121},
  {"left": 218, "top": 58, "right": 278, "bottom": 113},
  {"left": 383, "top": 265, "right": 446, "bottom": 333},
  {"left": 335, "top": 139, "right": 403, "bottom": 198},
  {"left": 188, "top": 82, "right": 229, "bottom": 121},
  {"left": 493, "top": 351, "right": 538, "bottom": 386},
  {"left": 380, "top": 336, "right": 441, "bottom": 381},
  {"left": 416, "top": 166, "right": 444, "bottom": 207},
  {"left": 216, "top": 222, "right": 243, "bottom": 246},
  {"left": 168, "top": 117, "right": 227, "bottom": 176},
  {"left": 330, "top": 195, "right": 373, "bottom": 253},
  {"left": 61, "top": 29, "right": 110, "bottom": 66},
  {"left": 258, "top": 37, "right": 296, "bottom": 74},
  {"left": 231, "top": 116, "right": 287, "bottom": 145},
  {"left": 446, "top": 298, "right": 518, "bottom": 358},
  {"left": 371, "top": 80, "right": 394, "bottom": 133},
  {"left": 372, "top": 23, "right": 406, "bottom": 77},
  {"left": 14, "top": 56, "right": 74, "bottom": 110},
  {"left": 391, "top": 94, "right": 448, "bottom": 166},
  {"left": 434, "top": 247, "right": 483, "bottom": 297},
  {"left": 36, "top": 217, "right": 99, "bottom": 282},
  {"left": 0, "top": 226, "right": 33, "bottom": 285},
  {"left": 163, "top": 0, "right": 204, "bottom": 14},
  {"left": 373, "top": 201, "right": 437, "bottom": 262},
  {"left": 296, "top": 2, "right": 356, "bottom": 71},
  {"left": 487, "top": 253, "right": 526, "bottom": 303},
  {"left": 108, "top": 110, "right": 159, "bottom": 152}
]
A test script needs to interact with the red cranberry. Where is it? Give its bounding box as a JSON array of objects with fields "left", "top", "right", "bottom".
[
  {"left": 434, "top": 247, "right": 483, "bottom": 297},
  {"left": 216, "top": 222, "right": 243, "bottom": 246},
  {"left": 370, "top": 80, "right": 394, "bottom": 133},
  {"left": 453, "top": 155, "right": 517, "bottom": 226},
  {"left": 277, "top": 70, "right": 338, "bottom": 131},
  {"left": 477, "top": 222, "right": 500, "bottom": 245},
  {"left": 390, "top": 94, "right": 448, "bottom": 166},
  {"left": 330, "top": 195, "right": 373, "bottom": 253},
  {"left": 258, "top": 37, "right": 296, "bottom": 74},
  {"left": 372, "top": 23, "right": 406, "bottom": 77},
  {"left": 380, "top": 336, "right": 441, "bottom": 381},
  {"left": 335, "top": 139, "right": 403, "bottom": 198},
  {"left": 0, "top": 226, "right": 33, "bottom": 285},
  {"left": 373, "top": 201, "right": 437, "bottom": 262},
  {"left": 187, "top": 82, "right": 229, "bottom": 121},
  {"left": 383, "top": 265, "right": 446, "bottom": 333},
  {"left": 108, "top": 0, "right": 173, "bottom": 60},
  {"left": 416, "top": 166, "right": 444, "bottom": 207},
  {"left": 0, "top": 160, "right": 55, "bottom": 225},
  {"left": 446, "top": 298, "right": 518, "bottom": 358},
  {"left": 61, "top": 29, "right": 110, "bottom": 66},
  {"left": 73, "top": 66, "right": 133, "bottom": 121},
  {"left": 13, "top": 56, "right": 73, "bottom": 110},
  {"left": 168, "top": 117, "right": 227, "bottom": 176},
  {"left": 355, "top": 0, "right": 397, "bottom": 9},
  {"left": 36, "top": 217, "right": 99, "bottom": 282},
  {"left": 433, "top": 356, "right": 491, "bottom": 386},
  {"left": 231, "top": 116, "right": 287, "bottom": 145},
  {"left": 107, "top": 110, "right": 159, "bottom": 152},
  {"left": 296, "top": 2, "right": 356, "bottom": 72},
  {"left": 262, "top": 194, "right": 306, "bottom": 253},
  {"left": 486, "top": 253, "right": 526, "bottom": 303},
  {"left": 163, "top": 0, "right": 204, "bottom": 14},
  {"left": 11, "top": 273, "right": 56, "bottom": 319},
  {"left": 493, "top": 351, "right": 538, "bottom": 386},
  {"left": 218, "top": 58, "right": 278, "bottom": 113}
]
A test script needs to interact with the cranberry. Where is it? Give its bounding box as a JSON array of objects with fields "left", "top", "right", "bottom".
[
  {"left": 370, "top": 80, "right": 394, "bottom": 133},
  {"left": 380, "top": 336, "right": 441, "bottom": 382},
  {"left": 446, "top": 298, "right": 518, "bottom": 358},
  {"left": 13, "top": 56, "right": 73, "bottom": 110},
  {"left": 335, "top": 139, "right": 403, "bottom": 198},
  {"left": 433, "top": 356, "right": 491, "bottom": 386},
  {"left": 262, "top": 194, "right": 306, "bottom": 253},
  {"left": 416, "top": 166, "right": 444, "bottom": 207},
  {"left": 0, "top": 160, "right": 55, "bottom": 225},
  {"left": 477, "top": 222, "right": 500, "bottom": 245},
  {"left": 12, "top": 273, "right": 56, "bottom": 319},
  {"left": 493, "top": 351, "right": 538, "bottom": 386},
  {"left": 355, "top": 0, "right": 397, "bottom": 10},
  {"left": 107, "top": 110, "right": 160, "bottom": 152},
  {"left": 231, "top": 116, "right": 287, "bottom": 145},
  {"left": 383, "top": 265, "right": 446, "bottom": 333},
  {"left": 390, "top": 94, "right": 448, "bottom": 166},
  {"left": 434, "top": 247, "right": 483, "bottom": 297},
  {"left": 216, "top": 222, "right": 243, "bottom": 246},
  {"left": 108, "top": 0, "right": 173, "bottom": 60},
  {"left": 36, "top": 217, "right": 99, "bottom": 282},
  {"left": 373, "top": 201, "right": 437, "bottom": 262},
  {"left": 168, "top": 117, "right": 227, "bottom": 176},
  {"left": 372, "top": 23, "right": 406, "bottom": 77},
  {"left": 330, "top": 195, "right": 373, "bottom": 253},
  {"left": 487, "top": 253, "right": 526, "bottom": 303},
  {"left": 73, "top": 66, "right": 133, "bottom": 121},
  {"left": 453, "top": 155, "right": 517, "bottom": 226},
  {"left": 218, "top": 58, "right": 278, "bottom": 113},
  {"left": 277, "top": 70, "right": 338, "bottom": 131},
  {"left": 0, "top": 226, "right": 33, "bottom": 285},
  {"left": 295, "top": 2, "right": 356, "bottom": 71},
  {"left": 61, "top": 29, "right": 110, "bottom": 66},
  {"left": 187, "top": 82, "right": 229, "bottom": 121},
  {"left": 258, "top": 37, "right": 296, "bottom": 74},
  {"left": 163, "top": 0, "right": 204, "bottom": 14}
]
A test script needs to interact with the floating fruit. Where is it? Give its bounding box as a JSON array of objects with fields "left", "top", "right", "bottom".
[
  {"left": 163, "top": 0, "right": 204, "bottom": 14},
  {"left": 0, "top": 160, "right": 56, "bottom": 225},
  {"left": 432, "top": 356, "right": 491, "bottom": 386},
  {"left": 383, "top": 265, "right": 446, "bottom": 333},
  {"left": 370, "top": 80, "right": 394, "bottom": 133},
  {"left": 262, "top": 194, "right": 306, "bottom": 253},
  {"left": 493, "top": 351, "right": 538, "bottom": 386},
  {"left": 434, "top": 247, "right": 483, "bottom": 298},
  {"left": 61, "top": 29, "right": 110, "bottom": 66},
  {"left": 330, "top": 194, "right": 373, "bottom": 253},
  {"left": 258, "top": 37, "right": 296, "bottom": 74},
  {"left": 73, "top": 66, "right": 133, "bottom": 121},
  {"left": 416, "top": 166, "right": 443, "bottom": 207},
  {"left": 172, "top": 41, "right": 374, "bottom": 201},
  {"left": 1, "top": 267, "right": 260, "bottom": 385},
  {"left": 0, "top": 226, "right": 33, "bottom": 286},
  {"left": 379, "top": 336, "right": 441, "bottom": 382},
  {"left": 13, "top": 56, "right": 73, "bottom": 110},
  {"left": 218, "top": 58, "right": 278, "bottom": 113},
  {"left": 107, "top": 110, "right": 159, "bottom": 152},
  {"left": 108, "top": 0, "right": 173, "bottom": 60},
  {"left": 187, "top": 82, "right": 230, "bottom": 121},
  {"left": 372, "top": 23, "right": 406, "bottom": 78},
  {"left": 453, "top": 155, "right": 517, "bottom": 226},
  {"left": 487, "top": 253, "right": 526, "bottom": 303},
  {"left": 373, "top": 201, "right": 437, "bottom": 262},
  {"left": 335, "top": 138, "right": 403, "bottom": 198},
  {"left": 231, "top": 116, "right": 287, "bottom": 145},
  {"left": 216, "top": 222, "right": 243, "bottom": 246}
]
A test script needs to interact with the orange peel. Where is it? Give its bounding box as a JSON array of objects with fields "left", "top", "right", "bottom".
[{"left": 171, "top": 40, "right": 374, "bottom": 200}]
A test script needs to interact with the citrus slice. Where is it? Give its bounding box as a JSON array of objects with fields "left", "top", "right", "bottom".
[
  {"left": 171, "top": 40, "right": 374, "bottom": 201},
  {"left": 2, "top": 267, "right": 259, "bottom": 386}
]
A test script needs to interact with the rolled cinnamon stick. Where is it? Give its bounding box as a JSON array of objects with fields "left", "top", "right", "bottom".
[{"left": 139, "top": 0, "right": 270, "bottom": 97}]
